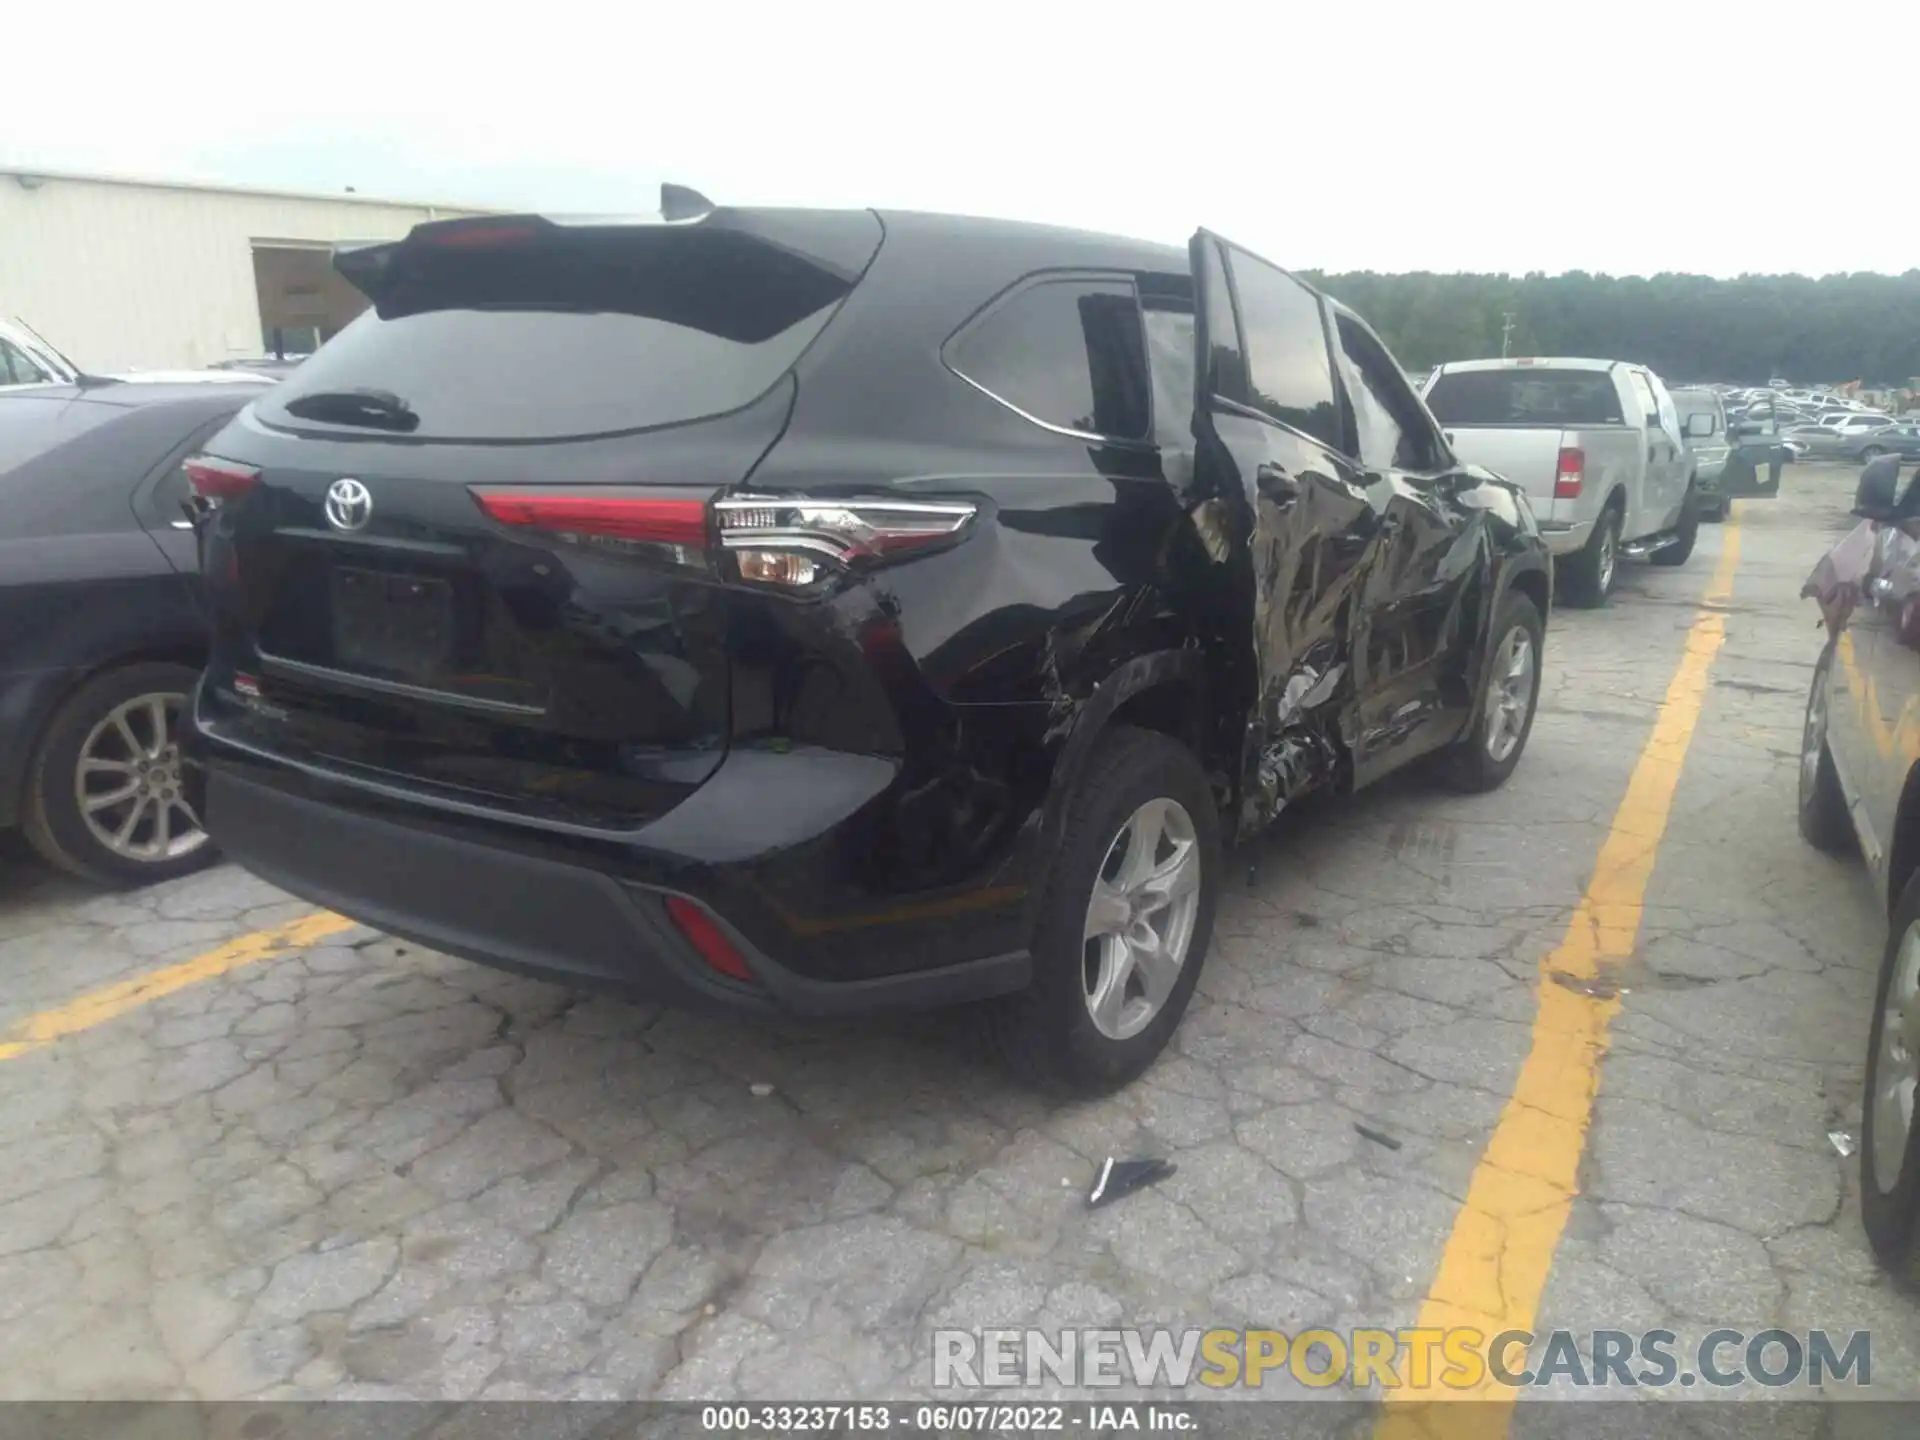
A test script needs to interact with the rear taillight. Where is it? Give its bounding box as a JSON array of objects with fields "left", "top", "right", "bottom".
[
  {"left": 714, "top": 494, "right": 976, "bottom": 589},
  {"left": 665, "top": 896, "right": 755, "bottom": 984},
  {"left": 471, "top": 491, "right": 710, "bottom": 547},
  {"left": 1554, "top": 447, "right": 1585, "bottom": 500},
  {"left": 471, "top": 488, "right": 977, "bottom": 591},
  {"left": 184, "top": 455, "right": 260, "bottom": 501}
]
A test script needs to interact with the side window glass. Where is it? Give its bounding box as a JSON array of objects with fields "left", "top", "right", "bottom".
[
  {"left": 1222, "top": 251, "right": 1342, "bottom": 451},
  {"left": 1625, "top": 371, "right": 1661, "bottom": 424},
  {"left": 1141, "top": 305, "right": 1195, "bottom": 450},
  {"left": 949, "top": 277, "right": 1150, "bottom": 441},
  {"left": 1333, "top": 312, "right": 1443, "bottom": 472}
]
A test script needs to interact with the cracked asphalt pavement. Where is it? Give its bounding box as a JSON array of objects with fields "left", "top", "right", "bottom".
[{"left": 0, "top": 463, "right": 1913, "bottom": 1403}]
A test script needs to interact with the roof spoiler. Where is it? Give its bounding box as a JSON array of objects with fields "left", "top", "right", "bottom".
[{"left": 333, "top": 183, "right": 719, "bottom": 300}]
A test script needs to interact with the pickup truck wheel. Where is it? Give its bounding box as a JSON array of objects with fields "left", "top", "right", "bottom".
[
  {"left": 22, "top": 662, "right": 220, "bottom": 887},
  {"left": 1558, "top": 506, "right": 1619, "bottom": 608},
  {"left": 1861, "top": 870, "right": 1920, "bottom": 1287},
  {"left": 1798, "top": 643, "right": 1855, "bottom": 855},
  {"left": 1435, "top": 589, "right": 1544, "bottom": 793},
  {"left": 1651, "top": 484, "right": 1699, "bottom": 567},
  {"left": 981, "top": 726, "right": 1220, "bottom": 1094}
]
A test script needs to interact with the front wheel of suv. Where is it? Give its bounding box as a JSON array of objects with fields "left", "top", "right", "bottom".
[
  {"left": 1436, "top": 589, "right": 1545, "bottom": 794},
  {"left": 982, "top": 726, "right": 1221, "bottom": 1094}
]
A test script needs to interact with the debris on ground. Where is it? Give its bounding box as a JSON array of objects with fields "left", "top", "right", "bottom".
[
  {"left": 1828, "top": 1128, "right": 1858, "bottom": 1158},
  {"left": 1355, "top": 1124, "right": 1403, "bottom": 1151},
  {"left": 1551, "top": 972, "right": 1625, "bottom": 1000},
  {"left": 749, "top": 1083, "right": 774, "bottom": 1098},
  {"left": 1087, "top": 1157, "right": 1175, "bottom": 1209}
]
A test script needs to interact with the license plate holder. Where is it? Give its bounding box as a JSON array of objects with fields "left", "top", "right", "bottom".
[{"left": 331, "top": 566, "right": 455, "bottom": 676}]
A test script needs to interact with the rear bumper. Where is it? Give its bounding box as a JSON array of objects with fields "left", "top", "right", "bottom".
[{"left": 194, "top": 728, "right": 1034, "bottom": 1018}]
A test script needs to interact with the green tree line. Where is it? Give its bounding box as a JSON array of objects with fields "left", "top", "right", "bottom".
[{"left": 1301, "top": 270, "right": 1920, "bottom": 386}]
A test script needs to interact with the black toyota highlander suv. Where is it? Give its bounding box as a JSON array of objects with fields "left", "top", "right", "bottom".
[{"left": 187, "top": 193, "right": 1551, "bottom": 1091}]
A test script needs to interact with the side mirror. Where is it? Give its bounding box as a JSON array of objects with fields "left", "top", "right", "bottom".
[
  {"left": 1855, "top": 453, "right": 1902, "bottom": 520},
  {"left": 1685, "top": 414, "right": 1715, "bottom": 438}
]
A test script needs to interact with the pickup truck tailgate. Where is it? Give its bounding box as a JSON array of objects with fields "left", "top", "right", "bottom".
[{"left": 1436, "top": 428, "right": 1570, "bottom": 518}]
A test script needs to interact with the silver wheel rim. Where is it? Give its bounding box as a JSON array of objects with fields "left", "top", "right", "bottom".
[
  {"left": 1871, "top": 923, "right": 1920, "bottom": 1195},
  {"left": 1597, "top": 524, "right": 1616, "bottom": 592},
  {"left": 1484, "top": 626, "right": 1536, "bottom": 763},
  {"left": 1082, "top": 797, "right": 1201, "bottom": 1041},
  {"left": 1801, "top": 669, "right": 1828, "bottom": 806},
  {"left": 75, "top": 692, "right": 208, "bottom": 863}
]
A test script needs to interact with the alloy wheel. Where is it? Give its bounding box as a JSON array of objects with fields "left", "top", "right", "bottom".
[
  {"left": 1484, "top": 625, "right": 1536, "bottom": 763},
  {"left": 1871, "top": 922, "right": 1920, "bottom": 1195},
  {"left": 75, "top": 692, "right": 208, "bottom": 864},
  {"left": 1597, "top": 524, "right": 1617, "bottom": 594},
  {"left": 1082, "top": 797, "right": 1201, "bottom": 1041}
]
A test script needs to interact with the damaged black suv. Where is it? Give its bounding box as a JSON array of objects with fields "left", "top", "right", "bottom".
[{"left": 186, "top": 195, "right": 1551, "bottom": 1091}]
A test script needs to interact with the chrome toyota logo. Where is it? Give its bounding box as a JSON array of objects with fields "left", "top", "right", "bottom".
[{"left": 324, "top": 478, "right": 372, "bottom": 532}]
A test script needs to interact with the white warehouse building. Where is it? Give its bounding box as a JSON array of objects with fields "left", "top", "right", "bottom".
[{"left": 0, "top": 168, "right": 490, "bottom": 372}]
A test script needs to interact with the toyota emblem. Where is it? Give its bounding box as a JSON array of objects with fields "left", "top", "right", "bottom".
[{"left": 324, "top": 478, "right": 372, "bottom": 532}]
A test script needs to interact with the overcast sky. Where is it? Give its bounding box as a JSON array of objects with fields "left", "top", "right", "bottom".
[{"left": 9, "top": 2, "right": 1915, "bottom": 278}]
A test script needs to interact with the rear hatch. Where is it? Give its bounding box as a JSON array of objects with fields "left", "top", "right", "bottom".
[
  {"left": 1424, "top": 365, "right": 1625, "bottom": 522},
  {"left": 195, "top": 209, "right": 882, "bottom": 829}
]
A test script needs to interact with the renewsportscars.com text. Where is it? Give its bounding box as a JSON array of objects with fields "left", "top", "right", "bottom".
[{"left": 932, "top": 1327, "right": 1872, "bottom": 1390}]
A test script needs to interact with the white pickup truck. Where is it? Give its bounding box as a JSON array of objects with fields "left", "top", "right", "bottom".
[{"left": 1421, "top": 358, "right": 1699, "bottom": 606}]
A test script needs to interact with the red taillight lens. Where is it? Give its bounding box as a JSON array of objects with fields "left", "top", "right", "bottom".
[
  {"left": 184, "top": 455, "right": 260, "bottom": 500},
  {"left": 470, "top": 491, "right": 711, "bottom": 547},
  {"left": 1554, "top": 447, "right": 1585, "bottom": 500},
  {"left": 665, "top": 896, "right": 755, "bottom": 984}
]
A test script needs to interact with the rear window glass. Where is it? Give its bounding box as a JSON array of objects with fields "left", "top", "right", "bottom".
[
  {"left": 948, "top": 276, "right": 1151, "bottom": 440},
  {"left": 261, "top": 217, "right": 881, "bottom": 442},
  {"left": 1425, "top": 369, "right": 1626, "bottom": 426}
]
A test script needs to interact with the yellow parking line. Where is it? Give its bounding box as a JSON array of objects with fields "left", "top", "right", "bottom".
[
  {"left": 1377, "top": 514, "right": 1743, "bottom": 1437},
  {"left": 0, "top": 910, "right": 353, "bottom": 1062}
]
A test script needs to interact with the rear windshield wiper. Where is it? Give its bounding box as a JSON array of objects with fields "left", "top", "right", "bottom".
[{"left": 282, "top": 387, "right": 420, "bottom": 432}]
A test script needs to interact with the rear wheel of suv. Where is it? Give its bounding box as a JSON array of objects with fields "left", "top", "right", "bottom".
[
  {"left": 1559, "top": 503, "right": 1620, "bottom": 608},
  {"left": 1798, "top": 644, "right": 1855, "bottom": 855},
  {"left": 22, "top": 662, "right": 219, "bottom": 887},
  {"left": 1436, "top": 589, "right": 1544, "bottom": 794},
  {"left": 983, "top": 726, "right": 1220, "bottom": 1094},
  {"left": 1862, "top": 869, "right": 1920, "bottom": 1286},
  {"left": 1651, "top": 483, "right": 1699, "bottom": 567}
]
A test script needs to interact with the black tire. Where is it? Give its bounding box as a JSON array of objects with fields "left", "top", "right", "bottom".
[
  {"left": 1797, "top": 644, "right": 1855, "bottom": 855},
  {"left": 1651, "top": 483, "right": 1699, "bottom": 567},
  {"left": 981, "top": 726, "right": 1221, "bottom": 1094},
  {"left": 1436, "top": 589, "right": 1545, "bottom": 794},
  {"left": 22, "top": 661, "right": 219, "bottom": 886},
  {"left": 1558, "top": 503, "right": 1620, "bottom": 608},
  {"left": 1861, "top": 867, "right": 1920, "bottom": 1286},
  {"left": 1701, "top": 496, "right": 1728, "bottom": 524},
  {"left": 1862, "top": 445, "right": 1888, "bottom": 464}
]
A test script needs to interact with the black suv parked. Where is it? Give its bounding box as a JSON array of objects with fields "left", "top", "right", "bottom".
[{"left": 188, "top": 198, "right": 1551, "bottom": 1090}]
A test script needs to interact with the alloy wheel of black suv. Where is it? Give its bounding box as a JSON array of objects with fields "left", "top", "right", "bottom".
[{"left": 183, "top": 194, "right": 1551, "bottom": 1090}]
